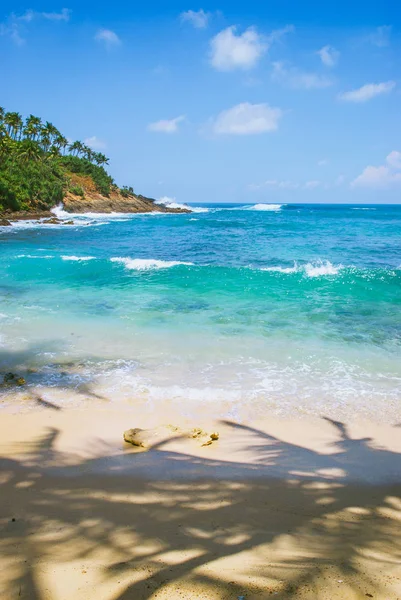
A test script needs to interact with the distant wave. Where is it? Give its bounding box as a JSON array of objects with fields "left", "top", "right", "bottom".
[
  {"left": 261, "top": 260, "right": 343, "bottom": 277},
  {"left": 157, "top": 196, "right": 209, "bottom": 213},
  {"left": 61, "top": 255, "right": 96, "bottom": 261},
  {"left": 110, "top": 257, "right": 194, "bottom": 271},
  {"left": 351, "top": 208, "right": 376, "bottom": 211},
  {"left": 16, "top": 254, "right": 55, "bottom": 259},
  {"left": 247, "top": 204, "right": 283, "bottom": 212}
]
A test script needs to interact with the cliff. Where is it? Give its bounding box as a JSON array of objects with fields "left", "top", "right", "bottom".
[{"left": 63, "top": 173, "right": 187, "bottom": 214}]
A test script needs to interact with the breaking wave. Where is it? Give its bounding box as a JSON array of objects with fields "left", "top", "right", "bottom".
[
  {"left": 261, "top": 260, "right": 343, "bottom": 277},
  {"left": 247, "top": 204, "right": 283, "bottom": 212},
  {"left": 157, "top": 196, "right": 209, "bottom": 213},
  {"left": 110, "top": 257, "right": 194, "bottom": 271}
]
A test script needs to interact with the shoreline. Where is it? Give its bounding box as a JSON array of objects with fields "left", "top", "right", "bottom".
[{"left": 1, "top": 404, "right": 400, "bottom": 599}]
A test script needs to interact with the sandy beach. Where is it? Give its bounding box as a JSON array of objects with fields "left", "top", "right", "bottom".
[{"left": 0, "top": 404, "right": 400, "bottom": 600}]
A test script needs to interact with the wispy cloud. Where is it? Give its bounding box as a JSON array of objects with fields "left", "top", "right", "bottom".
[
  {"left": 211, "top": 103, "right": 283, "bottom": 135},
  {"left": 351, "top": 151, "right": 401, "bottom": 188},
  {"left": 95, "top": 29, "right": 121, "bottom": 47},
  {"left": 42, "top": 9, "right": 71, "bottom": 22},
  {"left": 272, "top": 61, "right": 333, "bottom": 89},
  {"left": 338, "top": 81, "right": 395, "bottom": 103},
  {"left": 148, "top": 116, "right": 186, "bottom": 134},
  {"left": 369, "top": 25, "right": 391, "bottom": 47},
  {"left": 0, "top": 9, "right": 71, "bottom": 44},
  {"left": 317, "top": 45, "right": 339, "bottom": 67},
  {"left": 84, "top": 136, "right": 107, "bottom": 150},
  {"left": 249, "top": 179, "right": 323, "bottom": 191},
  {"left": 180, "top": 9, "right": 209, "bottom": 29}
]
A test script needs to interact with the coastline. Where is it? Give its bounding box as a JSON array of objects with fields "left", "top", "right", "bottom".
[{"left": 1, "top": 404, "right": 400, "bottom": 599}]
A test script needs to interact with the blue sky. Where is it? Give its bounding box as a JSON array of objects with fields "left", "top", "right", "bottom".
[{"left": 1, "top": 2, "right": 400, "bottom": 203}]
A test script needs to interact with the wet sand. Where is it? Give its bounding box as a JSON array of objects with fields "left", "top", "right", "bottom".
[{"left": 0, "top": 405, "right": 400, "bottom": 599}]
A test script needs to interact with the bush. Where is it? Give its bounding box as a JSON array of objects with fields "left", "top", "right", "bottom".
[
  {"left": 120, "top": 185, "right": 134, "bottom": 198},
  {"left": 70, "top": 185, "right": 84, "bottom": 197}
]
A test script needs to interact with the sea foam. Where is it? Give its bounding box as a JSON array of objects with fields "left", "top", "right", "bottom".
[
  {"left": 261, "top": 260, "right": 342, "bottom": 277},
  {"left": 61, "top": 255, "right": 96, "bottom": 261},
  {"left": 157, "top": 196, "right": 209, "bottom": 213},
  {"left": 110, "top": 257, "right": 194, "bottom": 271},
  {"left": 248, "top": 204, "right": 283, "bottom": 212}
]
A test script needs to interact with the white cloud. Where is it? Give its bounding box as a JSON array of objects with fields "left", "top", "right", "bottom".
[
  {"left": 351, "top": 151, "right": 401, "bottom": 188},
  {"left": 210, "top": 26, "right": 267, "bottom": 71},
  {"left": 369, "top": 25, "right": 391, "bottom": 47},
  {"left": 42, "top": 9, "right": 71, "bottom": 21},
  {"left": 180, "top": 9, "right": 209, "bottom": 29},
  {"left": 95, "top": 29, "right": 121, "bottom": 46},
  {"left": 212, "top": 102, "right": 282, "bottom": 135},
  {"left": 386, "top": 151, "right": 401, "bottom": 170},
  {"left": 338, "top": 81, "right": 395, "bottom": 103},
  {"left": 317, "top": 45, "right": 339, "bottom": 67},
  {"left": 84, "top": 136, "right": 107, "bottom": 150},
  {"left": 272, "top": 61, "right": 333, "bottom": 89},
  {"left": 148, "top": 115, "right": 186, "bottom": 134}
]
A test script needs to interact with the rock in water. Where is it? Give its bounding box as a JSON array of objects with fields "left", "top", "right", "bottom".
[{"left": 0, "top": 218, "right": 11, "bottom": 226}]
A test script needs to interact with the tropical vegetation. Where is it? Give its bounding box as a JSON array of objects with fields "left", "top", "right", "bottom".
[{"left": 0, "top": 107, "right": 116, "bottom": 212}]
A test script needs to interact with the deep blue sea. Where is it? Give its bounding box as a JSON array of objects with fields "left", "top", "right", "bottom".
[{"left": 1, "top": 202, "right": 400, "bottom": 421}]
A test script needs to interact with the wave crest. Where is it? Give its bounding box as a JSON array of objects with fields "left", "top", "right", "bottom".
[
  {"left": 261, "top": 260, "right": 343, "bottom": 277},
  {"left": 110, "top": 257, "right": 194, "bottom": 271},
  {"left": 248, "top": 204, "right": 283, "bottom": 212},
  {"left": 157, "top": 196, "right": 209, "bottom": 213}
]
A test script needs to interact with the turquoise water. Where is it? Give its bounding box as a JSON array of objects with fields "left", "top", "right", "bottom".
[{"left": 1, "top": 202, "right": 400, "bottom": 421}]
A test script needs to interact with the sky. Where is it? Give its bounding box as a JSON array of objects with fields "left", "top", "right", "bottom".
[{"left": 1, "top": 1, "right": 400, "bottom": 204}]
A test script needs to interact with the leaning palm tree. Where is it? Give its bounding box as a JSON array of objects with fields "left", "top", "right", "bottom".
[
  {"left": 94, "top": 152, "right": 109, "bottom": 166},
  {"left": 82, "top": 145, "right": 94, "bottom": 162},
  {"left": 68, "top": 140, "right": 84, "bottom": 157}
]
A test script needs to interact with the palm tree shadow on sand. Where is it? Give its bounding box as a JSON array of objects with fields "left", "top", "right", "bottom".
[{"left": 0, "top": 418, "right": 400, "bottom": 599}]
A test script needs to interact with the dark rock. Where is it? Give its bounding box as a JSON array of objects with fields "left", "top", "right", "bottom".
[
  {"left": 3, "top": 373, "right": 26, "bottom": 386},
  {"left": 43, "top": 217, "right": 61, "bottom": 224},
  {"left": 0, "top": 218, "right": 11, "bottom": 226}
]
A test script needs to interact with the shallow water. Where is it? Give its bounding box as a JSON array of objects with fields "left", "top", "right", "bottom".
[{"left": 1, "top": 202, "right": 400, "bottom": 421}]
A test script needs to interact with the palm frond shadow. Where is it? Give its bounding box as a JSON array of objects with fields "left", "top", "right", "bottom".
[{"left": 0, "top": 419, "right": 400, "bottom": 599}]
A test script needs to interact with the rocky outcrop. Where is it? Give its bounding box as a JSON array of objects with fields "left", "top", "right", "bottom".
[{"left": 64, "top": 188, "right": 189, "bottom": 214}]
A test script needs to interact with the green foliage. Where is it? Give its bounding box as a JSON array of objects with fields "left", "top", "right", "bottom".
[
  {"left": 120, "top": 185, "right": 134, "bottom": 198},
  {"left": 69, "top": 184, "right": 85, "bottom": 197},
  {"left": 0, "top": 107, "right": 113, "bottom": 212}
]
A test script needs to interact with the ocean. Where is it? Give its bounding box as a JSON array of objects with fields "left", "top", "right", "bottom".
[{"left": 1, "top": 202, "right": 400, "bottom": 421}]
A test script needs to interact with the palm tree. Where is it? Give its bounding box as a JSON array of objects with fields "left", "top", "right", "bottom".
[
  {"left": 4, "top": 112, "right": 23, "bottom": 140},
  {"left": 0, "top": 107, "right": 5, "bottom": 125},
  {"left": 23, "top": 115, "right": 42, "bottom": 141},
  {"left": 53, "top": 134, "right": 69, "bottom": 155},
  {"left": 68, "top": 141, "right": 83, "bottom": 157},
  {"left": 93, "top": 152, "right": 109, "bottom": 166},
  {"left": 17, "top": 139, "right": 42, "bottom": 162},
  {"left": 82, "top": 145, "right": 94, "bottom": 162}
]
